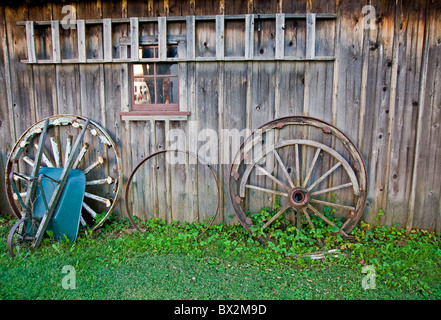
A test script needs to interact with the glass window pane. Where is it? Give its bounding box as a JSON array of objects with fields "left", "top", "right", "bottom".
[
  {"left": 133, "top": 78, "right": 155, "bottom": 104},
  {"left": 157, "top": 63, "right": 178, "bottom": 75},
  {"left": 140, "top": 47, "right": 157, "bottom": 59},
  {"left": 133, "top": 64, "right": 154, "bottom": 76},
  {"left": 167, "top": 46, "right": 178, "bottom": 58},
  {"left": 157, "top": 77, "right": 178, "bottom": 104}
]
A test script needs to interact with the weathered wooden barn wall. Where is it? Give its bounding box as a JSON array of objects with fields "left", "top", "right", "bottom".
[{"left": 0, "top": 0, "right": 440, "bottom": 232}]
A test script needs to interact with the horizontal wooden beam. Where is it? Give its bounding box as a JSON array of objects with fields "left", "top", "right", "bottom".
[
  {"left": 119, "top": 111, "right": 191, "bottom": 121},
  {"left": 17, "top": 13, "right": 337, "bottom": 26},
  {"left": 21, "top": 56, "right": 335, "bottom": 65}
]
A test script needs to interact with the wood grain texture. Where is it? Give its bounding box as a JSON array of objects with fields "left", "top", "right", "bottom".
[{"left": 1, "top": 0, "right": 440, "bottom": 233}]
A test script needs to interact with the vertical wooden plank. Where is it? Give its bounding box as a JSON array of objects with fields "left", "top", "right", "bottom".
[
  {"left": 165, "top": 120, "right": 173, "bottom": 223},
  {"left": 331, "top": 1, "right": 342, "bottom": 126},
  {"left": 158, "top": 16, "right": 167, "bottom": 61},
  {"left": 186, "top": 57, "right": 199, "bottom": 220},
  {"left": 129, "top": 121, "right": 151, "bottom": 220},
  {"left": 177, "top": 42, "right": 188, "bottom": 112},
  {"left": 224, "top": 19, "right": 245, "bottom": 57},
  {"left": 357, "top": 21, "right": 369, "bottom": 151},
  {"left": 52, "top": 1, "right": 80, "bottom": 116},
  {"left": 413, "top": 4, "right": 441, "bottom": 232},
  {"left": 274, "top": 61, "right": 281, "bottom": 118},
  {"left": 28, "top": 4, "right": 57, "bottom": 123},
  {"left": 216, "top": 61, "right": 225, "bottom": 223},
  {"left": 26, "top": 21, "right": 36, "bottom": 63},
  {"left": 152, "top": 121, "right": 167, "bottom": 222},
  {"left": 361, "top": 0, "right": 396, "bottom": 226},
  {"left": 103, "top": 18, "right": 112, "bottom": 62},
  {"left": 275, "top": 13, "right": 285, "bottom": 60},
  {"left": 254, "top": 17, "right": 276, "bottom": 58},
  {"left": 130, "top": 17, "right": 139, "bottom": 61},
  {"left": 77, "top": 19, "right": 86, "bottom": 62},
  {"left": 216, "top": 14, "right": 224, "bottom": 60},
  {"left": 0, "top": 4, "right": 14, "bottom": 212},
  {"left": 103, "top": 62, "right": 125, "bottom": 218},
  {"left": 278, "top": 62, "right": 305, "bottom": 117},
  {"left": 407, "top": 2, "right": 431, "bottom": 231},
  {"left": 249, "top": 62, "right": 276, "bottom": 213},
  {"left": 306, "top": 13, "right": 316, "bottom": 59},
  {"left": 245, "top": 14, "right": 254, "bottom": 60},
  {"left": 384, "top": 1, "right": 425, "bottom": 228},
  {"left": 119, "top": 3, "right": 131, "bottom": 222},
  {"left": 196, "top": 20, "right": 216, "bottom": 58},
  {"left": 56, "top": 66, "right": 81, "bottom": 114},
  {"left": 6, "top": 5, "right": 36, "bottom": 135},
  {"left": 186, "top": 15, "right": 195, "bottom": 60},
  {"left": 195, "top": 63, "right": 219, "bottom": 222},
  {"left": 149, "top": 120, "right": 159, "bottom": 219},
  {"left": 51, "top": 21, "right": 61, "bottom": 63},
  {"left": 169, "top": 122, "right": 190, "bottom": 223},
  {"left": 75, "top": 2, "right": 106, "bottom": 200},
  {"left": 223, "top": 62, "right": 249, "bottom": 223},
  {"left": 333, "top": 2, "right": 365, "bottom": 218}
]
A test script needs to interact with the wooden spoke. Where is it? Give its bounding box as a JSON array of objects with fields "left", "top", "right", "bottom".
[
  {"left": 307, "top": 204, "right": 348, "bottom": 237},
  {"left": 12, "top": 192, "right": 27, "bottom": 201},
  {"left": 79, "top": 215, "right": 87, "bottom": 226},
  {"left": 294, "top": 143, "right": 300, "bottom": 186},
  {"left": 34, "top": 143, "right": 54, "bottom": 167},
  {"left": 310, "top": 182, "right": 353, "bottom": 197},
  {"left": 84, "top": 192, "right": 112, "bottom": 207},
  {"left": 12, "top": 172, "right": 32, "bottom": 182},
  {"left": 301, "top": 207, "right": 316, "bottom": 231},
  {"left": 306, "top": 162, "right": 342, "bottom": 192},
  {"left": 23, "top": 156, "right": 35, "bottom": 167},
  {"left": 86, "top": 176, "right": 114, "bottom": 186},
  {"left": 255, "top": 163, "right": 290, "bottom": 191},
  {"left": 246, "top": 184, "right": 288, "bottom": 197},
  {"left": 310, "top": 198, "right": 356, "bottom": 211},
  {"left": 50, "top": 137, "right": 61, "bottom": 168},
  {"left": 64, "top": 136, "right": 72, "bottom": 168},
  {"left": 82, "top": 202, "right": 97, "bottom": 218},
  {"left": 73, "top": 143, "right": 89, "bottom": 169},
  {"left": 307, "top": 204, "right": 336, "bottom": 227},
  {"left": 302, "top": 148, "right": 321, "bottom": 187},
  {"left": 272, "top": 149, "right": 295, "bottom": 189},
  {"left": 84, "top": 157, "right": 105, "bottom": 174},
  {"left": 261, "top": 204, "right": 291, "bottom": 230}
]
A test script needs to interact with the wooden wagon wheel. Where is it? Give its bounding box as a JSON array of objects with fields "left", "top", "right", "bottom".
[
  {"left": 5, "top": 115, "right": 122, "bottom": 232},
  {"left": 228, "top": 116, "right": 368, "bottom": 243}
]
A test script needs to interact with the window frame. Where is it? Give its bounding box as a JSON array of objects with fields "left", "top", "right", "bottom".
[{"left": 130, "top": 45, "right": 180, "bottom": 112}]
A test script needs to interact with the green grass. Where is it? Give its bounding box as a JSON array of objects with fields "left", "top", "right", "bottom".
[{"left": 0, "top": 211, "right": 440, "bottom": 300}]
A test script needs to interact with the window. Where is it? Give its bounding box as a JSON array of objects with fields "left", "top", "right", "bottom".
[{"left": 131, "top": 46, "right": 179, "bottom": 111}]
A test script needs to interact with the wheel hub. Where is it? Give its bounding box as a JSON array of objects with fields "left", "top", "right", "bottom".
[{"left": 289, "top": 187, "right": 309, "bottom": 208}]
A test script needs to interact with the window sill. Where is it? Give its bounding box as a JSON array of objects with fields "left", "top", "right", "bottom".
[{"left": 119, "top": 111, "right": 191, "bottom": 121}]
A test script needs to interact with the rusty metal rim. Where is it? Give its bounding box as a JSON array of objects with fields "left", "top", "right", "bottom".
[
  {"left": 124, "top": 149, "right": 220, "bottom": 238},
  {"left": 227, "top": 115, "right": 368, "bottom": 238},
  {"left": 4, "top": 114, "right": 123, "bottom": 231},
  {"left": 7, "top": 216, "right": 37, "bottom": 258}
]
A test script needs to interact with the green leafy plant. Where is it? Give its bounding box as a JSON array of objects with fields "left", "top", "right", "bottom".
[{"left": 1, "top": 208, "right": 440, "bottom": 300}]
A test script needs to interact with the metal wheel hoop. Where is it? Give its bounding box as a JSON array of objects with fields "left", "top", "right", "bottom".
[
  {"left": 7, "top": 216, "right": 39, "bottom": 258},
  {"left": 125, "top": 149, "right": 220, "bottom": 238}
]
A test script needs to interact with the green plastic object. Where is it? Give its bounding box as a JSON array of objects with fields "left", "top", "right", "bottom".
[{"left": 33, "top": 167, "right": 86, "bottom": 242}]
